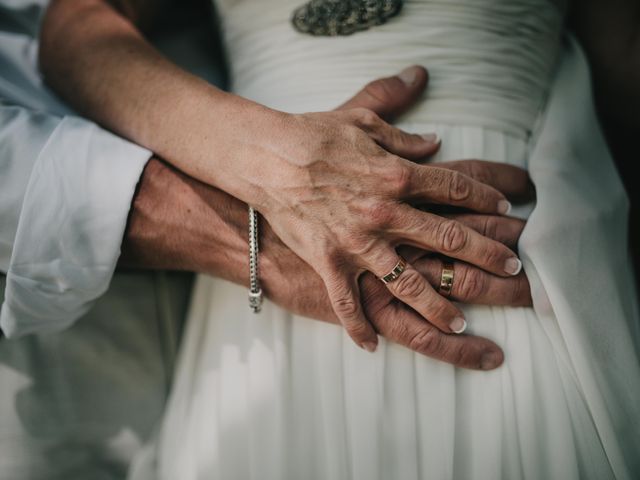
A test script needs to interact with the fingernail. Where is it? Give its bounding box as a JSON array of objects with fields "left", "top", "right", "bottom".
[
  {"left": 398, "top": 66, "right": 419, "bottom": 86},
  {"left": 480, "top": 350, "right": 503, "bottom": 370},
  {"left": 362, "top": 341, "right": 378, "bottom": 353},
  {"left": 421, "top": 133, "right": 440, "bottom": 145},
  {"left": 451, "top": 317, "right": 467, "bottom": 334},
  {"left": 504, "top": 257, "right": 522, "bottom": 276},
  {"left": 498, "top": 200, "right": 512, "bottom": 215}
]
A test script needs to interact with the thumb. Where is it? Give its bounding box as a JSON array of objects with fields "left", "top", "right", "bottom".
[{"left": 336, "top": 65, "right": 429, "bottom": 121}]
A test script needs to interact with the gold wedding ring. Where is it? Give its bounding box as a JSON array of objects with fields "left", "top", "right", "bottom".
[
  {"left": 439, "top": 261, "right": 455, "bottom": 297},
  {"left": 379, "top": 257, "right": 407, "bottom": 285}
]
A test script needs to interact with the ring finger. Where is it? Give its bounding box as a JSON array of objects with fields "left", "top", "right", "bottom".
[
  {"left": 365, "top": 249, "right": 468, "bottom": 334},
  {"left": 415, "top": 257, "right": 532, "bottom": 306}
]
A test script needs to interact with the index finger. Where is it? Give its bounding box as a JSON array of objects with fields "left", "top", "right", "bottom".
[
  {"left": 438, "top": 160, "right": 535, "bottom": 203},
  {"left": 403, "top": 163, "right": 512, "bottom": 215}
]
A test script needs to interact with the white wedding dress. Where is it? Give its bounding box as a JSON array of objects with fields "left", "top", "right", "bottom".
[{"left": 130, "top": 1, "right": 640, "bottom": 479}]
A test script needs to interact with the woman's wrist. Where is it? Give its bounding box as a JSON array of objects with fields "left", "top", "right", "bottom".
[{"left": 193, "top": 94, "right": 295, "bottom": 210}]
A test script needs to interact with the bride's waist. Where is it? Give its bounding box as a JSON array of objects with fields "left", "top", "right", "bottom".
[
  {"left": 223, "top": 1, "right": 563, "bottom": 136},
  {"left": 232, "top": 63, "right": 550, "bottom": 138}
]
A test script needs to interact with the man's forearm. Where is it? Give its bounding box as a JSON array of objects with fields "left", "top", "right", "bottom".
[
  {"left": 120, "top": 157, "right": 336, "bottom": 322},
  {"left": 120, "top": 157, "right": 249, "bottom": 287}
]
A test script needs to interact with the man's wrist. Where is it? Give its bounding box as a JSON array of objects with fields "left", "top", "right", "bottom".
[
  {"left": 119, "top": 156, "right": 339, "bottom": 322},
  {"left": 119, "top": 157, "right": 249, "bottom": 285}
]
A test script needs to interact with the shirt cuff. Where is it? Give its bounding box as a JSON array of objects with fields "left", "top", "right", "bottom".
[{"left": 0, "top": 116, "right": 151, "bottom": 338}]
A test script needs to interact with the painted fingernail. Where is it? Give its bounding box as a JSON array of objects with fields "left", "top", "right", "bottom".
[
  {"left": 399, "top": 66, "right": 420, "bottom": 86},
  {"left": 480, "top": 350, "right": 503, "bottom": 370},
  {"left": 451, "top": 317, "right": 467, "bottom": 334},
  {"left": 362, "top": 341, "right": 378, "bottom": 353},
  {"left": 421, "top": 133, "right": 440, "bottom": 145},
  {"left": 498, "top": 200, "right": 512, "bottom": 215},
  {"left": 504, "top": 257, "right": 523, "bottom": 276}
]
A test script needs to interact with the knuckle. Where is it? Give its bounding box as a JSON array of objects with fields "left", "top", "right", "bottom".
[
  {"left": 394, "top": 130, "right": 417, "bottom": 149},
  {"left": 445, "top": 343, "right": 467, "bottom": 366},
  {"left": 408, "top": 327, "right": 442, "bottom": 355},
  {"left": 361, "top": 278, "right": 390, "bottom": 316},
  {"left": 386, "top": 162, "right": 412, "bottom": 197},
  {"left": 392, "top": 269, "right": 427, "bottom": 299},
  {"left": 425, "top": 296, "right": 451, "bottom": 322},
  {"left": 448, "top": 171, "right": 472, "bottom": 202},
  {"left": 325, "top": 276, "right": 360, "bottom": 320},
  {"left": 343, "top": 124, "right": 366, "bottom": 145},
  {"left": 364, "top": 79, "right": 395, "bottom": 105},
  {"left": 366, "top": 201, "right": 395, "bottom": 228},
  {"left": 385, "top": 314, "right": 410, "bottom": 341},
  {"left": 353, "top": 107, "right": 381, "bottom": 128},
  {"left": 468, "top": 160, "right": 493, "bottom": 185},
  {"left": 345, "top": 318, "right": 370, "bottom": 339},
  {"left": 333, "top": 295, "right": 360, "bottom": 320},
  {"left": 456, "top": 267, "right": 486, "bottom": 301},
  {"left": 449, "top": 160, "right": 470, "bottom": 177},
  {"left": 482, "top": 244, "right": 505, "bottom": 268},
  {"left": 343, "top": 233, "right": 377, "bottom": 260},
  {"left": 482, "top": 215, "right": 500, "bottom": 240},
  {"left": 436, "top": 220, "right": 468, "bottom": 254}
]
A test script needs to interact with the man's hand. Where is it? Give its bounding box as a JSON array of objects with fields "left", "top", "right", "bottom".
[{"left": 121, "top": 66, "right": 533, "bottom": 370}]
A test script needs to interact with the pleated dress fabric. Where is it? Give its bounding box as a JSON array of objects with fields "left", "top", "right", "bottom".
[{"left": 129, "top": 1, "right": 640, "bottom": 479}]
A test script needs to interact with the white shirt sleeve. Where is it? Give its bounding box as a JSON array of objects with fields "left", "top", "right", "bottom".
[
  {"left": 0, "top": 105, "right": 151, "bottom": 338},
  {"left": 0, "top": 0, "right": 224, "bottom": 338}
]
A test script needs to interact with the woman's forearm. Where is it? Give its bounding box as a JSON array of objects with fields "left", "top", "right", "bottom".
[{"left": 40, "top": 0, "right": 281, "bottom": 203}]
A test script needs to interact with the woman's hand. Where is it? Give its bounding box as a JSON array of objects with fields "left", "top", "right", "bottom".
[
  {"left": 262, "top": 210, "right": 529, "bottom": 371},
  {"left": 242, "top": 108, "right": 523, "bottom": 351},
  {"left": 263, "top": 207, "right": 531, "bottom": 317},
  {"left": 121, "top": 71, "right": 532, "bottom": 369},
  {"left": 39, "top": 0, "right": 524, "bottom": 352},
  {"left": 122, "top": 155, "right": 529, "bottom": 370}
]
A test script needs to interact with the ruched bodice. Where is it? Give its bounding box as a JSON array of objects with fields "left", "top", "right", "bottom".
[{"left": 215, "top": 0, "right": 566, "bottom": 136}]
